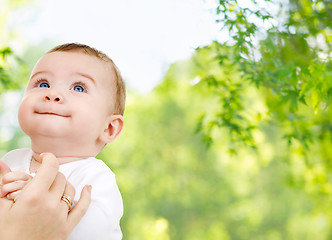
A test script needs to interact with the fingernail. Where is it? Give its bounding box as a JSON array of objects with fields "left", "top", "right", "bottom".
[{"left": 87, "top": 185, "right": 92, "bottom": 193}]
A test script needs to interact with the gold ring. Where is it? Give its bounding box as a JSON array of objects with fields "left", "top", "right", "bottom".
[{"left": 61, "top": 194, "right": 72, "bottom": 210}]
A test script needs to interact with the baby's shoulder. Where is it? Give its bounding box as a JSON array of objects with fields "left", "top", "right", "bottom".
[
  {"left": 0, "top": 148, "right": 32, "bottom": 171},
  {"left": 1, "top": 148, "right": 32, "bottom": 160},
  {"left": 60, "top": 157, "right": 116, "bottom": 184},
  {"left": 61, "top": 158, "right": 122, "bottom": 209}
]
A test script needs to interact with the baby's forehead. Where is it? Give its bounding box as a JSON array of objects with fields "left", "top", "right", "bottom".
[
  {"left": 40, "top": 50, "right": 109, "bottom": 66},
  {"left": 36, "top": 51, "right": 115, "bottom": 77},
  {"left": 32, "top": 52, "right": 115, "bottom": 89}
]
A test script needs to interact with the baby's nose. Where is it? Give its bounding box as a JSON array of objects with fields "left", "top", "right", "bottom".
[
  {"left": 44, "top": 91, "right": 63, "bottom": 103},
  {"left": 44, "top": 95, "right": 61, "bottom": 102}
]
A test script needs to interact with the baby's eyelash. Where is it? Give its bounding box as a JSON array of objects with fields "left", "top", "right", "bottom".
[
  {"left": 71, "top": 81, "right": 88, "bottom": 93},
  {"left": 34, "top": 78, "right": 49, "bottom": 87}
]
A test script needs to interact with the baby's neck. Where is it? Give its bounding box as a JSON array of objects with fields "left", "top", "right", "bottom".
[
  {"left": 29, "top": 152, "right": 91, "bottom": 173},
  {"left": 30, "top": 137, "right": 101, "bottom": 159},
  {"left": 29, "top": 136, "right": 102, "bottom": 173}
]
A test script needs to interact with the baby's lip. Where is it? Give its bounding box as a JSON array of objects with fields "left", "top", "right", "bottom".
[{"left": 35, "top": 111, "right": 70, "bottom": 117}]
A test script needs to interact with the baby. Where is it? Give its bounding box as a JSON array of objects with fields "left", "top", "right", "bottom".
[{"left": 0, "top": 43, "right": 126, "bottom": 240}]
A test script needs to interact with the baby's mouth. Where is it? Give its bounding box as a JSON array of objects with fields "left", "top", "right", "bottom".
[{"left": 35, "top": 111, "right": 70, "bottom": 117}]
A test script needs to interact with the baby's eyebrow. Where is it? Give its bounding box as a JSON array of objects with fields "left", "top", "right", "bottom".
[
  {"left": 75, "top": 73, "right": 96, "bottom": 85},
  {"left": 30, "top": 71, "right": 49, "bottom": 79}
]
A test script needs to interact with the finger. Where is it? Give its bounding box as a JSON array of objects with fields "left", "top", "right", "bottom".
[
  {"left": 0, "top": 181, "right": 27, "bottom": 198},
  {"left": 60, "top": 181, "right": 75, "bottom": 211},
  {"left": 65, "top": 181, "right": 76, "bottom": 200},
  {"left": 28, "top": 153, "right": 59, "bottom": 191},
  {"left": 49, "top": 172, "right": 66, "bottom": 199},
  {"left": 1, "top": 172, "right": 32, "bottom": 184},
  {"left": 0, "top": 161, "right": 11, "bottom": 177},
  {"left": 6, "top": 190, "right": 21, "bottom": 200},
  {"left": 0, "top": 194, "right": 14, "bottom": 209},
  {"left": 67, "top": 185, "right": 92, "bottom": 231}
]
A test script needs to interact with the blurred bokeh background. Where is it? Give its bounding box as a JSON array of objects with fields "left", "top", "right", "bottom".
[{"left": 1, "top": 0, "right": 332, "bottom": 239}]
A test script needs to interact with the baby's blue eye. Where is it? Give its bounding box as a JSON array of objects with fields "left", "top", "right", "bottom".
[
  {"left": 39, "top": 82, "right": 50, "bottom": 88},
  {"left": 73, "top": 85, "right": 85, "bottom": 92}
]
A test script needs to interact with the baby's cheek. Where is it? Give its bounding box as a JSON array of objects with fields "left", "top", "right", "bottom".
[{"left": 18, "top": 101, "right": 30, "bottom": 131}]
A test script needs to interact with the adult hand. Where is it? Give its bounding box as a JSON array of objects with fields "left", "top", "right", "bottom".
[{"left": 0, "top": 153, "right": 91, "bottom": 240}]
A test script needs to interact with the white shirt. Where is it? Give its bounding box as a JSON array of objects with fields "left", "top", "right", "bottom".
[{"left": 1, "top": 148, "right": 123, "bottom": 240}]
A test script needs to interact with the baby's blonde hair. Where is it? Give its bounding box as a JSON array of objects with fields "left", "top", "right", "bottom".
[{"left": 48, "top": 43, "right": 126, "bottom": 115}]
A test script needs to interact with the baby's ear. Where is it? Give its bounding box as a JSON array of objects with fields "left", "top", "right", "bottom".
[{"left": 100, "top": 115, "right": 124, "bottom": 144}]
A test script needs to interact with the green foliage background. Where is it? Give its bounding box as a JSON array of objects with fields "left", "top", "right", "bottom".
[{"left": 1, "top": 0, "right": 332, "bottom": 239}]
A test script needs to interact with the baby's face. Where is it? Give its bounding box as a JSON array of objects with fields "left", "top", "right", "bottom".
[{"left": 18, "top": 51, "right": 115, "bottom": 144}]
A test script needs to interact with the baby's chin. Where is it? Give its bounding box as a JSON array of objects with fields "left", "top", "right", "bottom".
[
  {"left": 23, "top": 119, "right": 71, "bottom": 136},
  {"left": 26, "top": 128, "right": 69, "bottom": 139}
]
